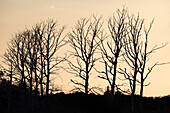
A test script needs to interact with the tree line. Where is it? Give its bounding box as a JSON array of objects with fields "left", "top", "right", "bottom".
[{"left": 0, "top": 8, "right": 167, "bottom": 113}]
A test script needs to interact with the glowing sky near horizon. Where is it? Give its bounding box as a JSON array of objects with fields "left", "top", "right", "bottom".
[{"left": 0, "top": 0, "right": 170, "bottom": 97}]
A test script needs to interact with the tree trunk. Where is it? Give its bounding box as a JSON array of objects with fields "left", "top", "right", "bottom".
[
  {"left": 131, "top": 63, "right": 138, "bottom": 113},
  {"left": 21, "top": 61, "right": 26, "bottom": 85},
  {"left": 40, "top": 61, "right": 44, "bottom": 96},
  {"left": 8, "top": 62, "right": 13, "bottom": 113},
  {"left": 40, "top": 36, "right": 44, "bottom": 96},
  {"left": 40, "top": 73, "right": 44, "bottom": 96},
  {"left": 30, "top": 68, "right": 33, "bottom": 93},
  {"left": 131, "top": 94, "right": 135, "bottom": 113},
  {"left": 35, "top": 69, "right": 38, "bottom": 94},
  {"left": 34, "top": 37, "right": 38, "bottom": 94},
  {"left": 46, "top": 75, "right": 49, "bottom": 96},
  {"left": 85, "top": 63, "right": 89, "bottom": 94},
  {"left": 9, "top": 62, "right": 13, "bottom": 85},
  {"left": 46, "top": 37, "right": 50, "bottom": 96},
  {"left": 34, "top": 59, "right": 38, "bottom": 94},
  {"left": 140, "top": 76, "right": 144, "bottom": 113},
  {"left": 111, "top": 56, "right": 118, "bottom": 98},
  {"left": 46, "top": 57, "right": 50, "bottom": 96}
]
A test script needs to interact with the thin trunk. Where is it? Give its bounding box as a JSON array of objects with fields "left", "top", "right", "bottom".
[
  {"left": 140, "top": 78, "right": 144, "bottom": 113},
  {"left": 46, "top": 58, "right": 50, "bottom": 96},
  {"left": 8, "top": 82, "right": 11, "bottom": 113},
  {"left": 39, "top": 36, "right": 44, "bottom": 96},
  {"left": 140, "top": 39, "right": 147, "bottom": 113},
  {"left": 30, "top": 67, "right": 33, "bottom": 93},
  {"left": 40, "top": 55, "right": 44, "bottom": 96},
  {"left": 8, "top": 62, "right": 12, "bottom": 113},
  {"left": 34, "top": 37, "right": 38, "bottom": 94},
  {"left": 131, "top": 94, "right": 135, "bottom": 113},
  {"left": 30, "top": 57, "right": 33, "bottom": 93},
  {"left": 35, "top": 68, "right": 38, "bottom": 94},
  {"left": 110, "top": 57, "right": 118, "bottom": 106},
  {"left": 131, "top": 73, "right": 137, "bottom": 113},
  {"left": 34, "top": 58, "right": 38, "bottom": 94},
  {"left": 111, "top": 57, "right": 118, "bottom": 95},
  {"left": 46, "top": 36, "right": 50, "bottom": 96},
  {"left": 46, "top": 75, "right": 49, "bottom": 96},
  {"left": 9, "top": 62, "right": 13, "bottom": 85},
  {"left": 85, "top": 62, "right": 89, "bottom": 94},
  {"left": 131, "top": 57, "right": 138, "bottom": 113},
  {"left": 21, "top": 61, "right": 25, "bottom": 85},
  {"left": 40, "top": 69, "right": 44, "bottom": 96}
]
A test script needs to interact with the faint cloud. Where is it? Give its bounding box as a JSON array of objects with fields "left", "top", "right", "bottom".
[
  {"left": 50, "top": 5, "right": 55, "bottom": 9},
  {"left": 50, "top": 5, "right": 67, "bottom": 11}
]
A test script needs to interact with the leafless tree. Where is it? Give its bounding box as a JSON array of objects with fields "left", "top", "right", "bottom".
[
  {"left": 34, "top": 23, "right": 46, "bottom": 96},
  {"left": 118, "top": 14, "right": 145, "bottom": 113},
  {"left": 23, "top": 29, "right": 41, "bottom": 94},
  {"left": 137, "top": 20, "right": 167, "bottom": 113},
  {"left": 36, "top": 19, "right": 66, "bottom": 96},
  {"left": 67, "top": 16, "right": 103, "bottom": 94},
  {"left": 2, "top": 47, "right": 15, "bottom": 85},
  {"left": 98, "top": 8, "right": 128, "bottom": 100},
  {"left": 1, "top": 31, "right": 30, "bottom": 113},
  {"left": 2, "top": 19, "right": 66, "bottom": 96},
  {"left": 119, "top": 14, "right": 167, "bottom": 113},
  {"left": 3, "top": 32, "right": 28, "bottom": 86}
]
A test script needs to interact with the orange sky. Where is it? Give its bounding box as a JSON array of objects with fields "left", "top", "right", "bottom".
[{"left": 0, "top": 0, "right": 170, "bottom": 97}]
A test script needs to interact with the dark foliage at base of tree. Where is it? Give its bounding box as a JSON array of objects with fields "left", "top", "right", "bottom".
[
  {"left": 1, "top": 80, "right": 170, "bottom": 113},
  {"left": 0, "top": 80, "right": 47, "bottom": 113}
]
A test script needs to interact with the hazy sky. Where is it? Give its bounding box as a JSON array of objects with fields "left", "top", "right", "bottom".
[{"left": 0, "top": 0, "right": 170, "bottom": 96}]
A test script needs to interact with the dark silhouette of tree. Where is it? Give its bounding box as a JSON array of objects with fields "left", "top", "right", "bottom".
[
  {"left": 3, "top": 32, "right": 28, "bottom": 86},
  {"left": 2, "top": 19, "right": 66, "bottom": 96},
  {"left": 66, "top": 16, "right": 103, "bottom": 94},
  {"left": 33, "top": 23, "right": 46, "bottom": 96},
  {"left": 136, "top": 20, "right": 167, "bottom": 113},
  {"left": 121, "top": 14, "right": 144, "bottom": 113},
  {"left": 23, "top": 29, "right": 41, "bottom": 94},
  {"left": 97, "top": 8, "right": 128, "bottom": 102},
  {"left": 2, "top": 47, "right": 15, "bottom": 85},
  {"left": 34, "top": 19, "right": 66, "bottom": 96},
  {"left": 119, "top": 14, "right": 167, "bottom": 113}
]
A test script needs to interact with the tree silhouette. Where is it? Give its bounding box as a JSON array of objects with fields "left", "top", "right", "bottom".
[
  {"left": 97, "top": 8, "right": 128, "bottom": 102},
  {"left": 66, "top": 16, "right": 103, "bottom": 94},
  {"left": 36, "top": 19, "right": 66, "bottom": 96},
  {"left": 121, "top": 14, "right": 144, "bottom": 113},
  {"left": 2, "top": 19, "right": 66, "bottom": 96},
  {"left": 119, "top": 14, "right": 167, "bottom": 113},
  {"left": 3, "top": 32, "right": 28, "bottom": 86},
  {"left": 2, "top": 46, "right": 15, "bottom": 85}
]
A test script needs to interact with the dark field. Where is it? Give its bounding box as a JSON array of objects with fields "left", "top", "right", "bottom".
[{"left": 0, "top": 81, "right": 170, "bottom": 113}]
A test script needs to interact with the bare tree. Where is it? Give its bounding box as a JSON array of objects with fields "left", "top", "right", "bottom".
[
  {"left": 23, "top": 29, "right": 41, "bottom": 94},
  {"left": 34, "top": 23, "right": 46, "bottom": 96},
  {"left": 2, "top": 47, "right": 15, "bottom": 85},
  {"left": 2, "top": 32, "right": 30, "bottom": 113},
  {"left": 2, "top": 19, "right": 66, "bottom": 96},
  {"left": 3, "top": 32, "right": 29, "bottom": 86},
  {"left": 98, "top": 8, "right": 128, "bottom": 100},
  {"left": 119, "top": 14, "right": 167, "bottom": 113},
  {"left": 137, "top": 20, "right": 167, "bottom": 113},
  {"left": 118, "top": 14, "right": 145, "bottom": 113},
  {"left": 67, "top": 16, "right": 103, "bottom": 94},
  {"left": 36, "top": 19, "right": 66, "bottom": 96}
]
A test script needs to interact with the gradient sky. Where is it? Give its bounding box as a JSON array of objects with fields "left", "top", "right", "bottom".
[{"left": 0, "top": 0, "right": 170, "bottom": 97}]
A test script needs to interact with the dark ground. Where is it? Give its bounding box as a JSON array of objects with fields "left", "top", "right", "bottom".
[{"left": 0, "top": 80, "right": 170, "bottom": 113}]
